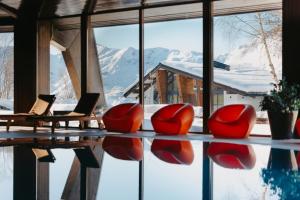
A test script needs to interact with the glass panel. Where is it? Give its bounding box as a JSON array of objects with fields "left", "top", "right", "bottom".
[
  {"left": 213, "top": 9, "right": 282, "bottom": 135},
  {"left": 0, "top": 33, "right": 14, "bottom": 114},
  {"left": 142, "top": 17, "right": 203, "bottom": 132},
  {"left": 93, "top": 16, "right": 139, "bottom": 110}
]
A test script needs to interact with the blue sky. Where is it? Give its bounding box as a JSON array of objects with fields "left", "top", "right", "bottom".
[{"left": 93, "top": 18, "right": 247, "bottom": 57}]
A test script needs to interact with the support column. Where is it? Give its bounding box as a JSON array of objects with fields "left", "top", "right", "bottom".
[
  {"left": 81, "top": 15, "right": 89, "bottom": 96},
  {"left": 203, "top": 0, "right": 213, "bottom": 134},
  {"left": 36, "top": 20, "right": 52, "bottom": 200},
  {"left": 14, "top": 1, "right": 44, "bottom": 200},
  {"left": 282, "top": 0, "right": 300, "bottom": 85},
  {"left": 37, "top": 21, "right": 51, "bottom": 94}
]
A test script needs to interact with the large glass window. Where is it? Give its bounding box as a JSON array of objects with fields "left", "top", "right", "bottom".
[
  {"left": 213, "top": 10, "right": 282, "bottom": 135},
  {"left": 141, "top": 17, "right": 203, "bottom": 132},
  {"left": 93, "top": 20, "right": 139, "bottom": 110}
]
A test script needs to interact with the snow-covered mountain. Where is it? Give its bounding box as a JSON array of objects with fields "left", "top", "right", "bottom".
[
  {"left": 49, "top": 42, "right": 281, "bottom": 105},
  {"left": 97, "top": 45, "right": 204, "bottom": 93}
]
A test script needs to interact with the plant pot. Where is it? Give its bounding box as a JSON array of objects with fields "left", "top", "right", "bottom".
[{"left": 268, "top": 111, "right": 298, "bottom": 139}]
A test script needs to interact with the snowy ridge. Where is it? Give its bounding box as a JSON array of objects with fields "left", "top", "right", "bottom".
[{"left": 49, "top": 42, "right": 281, "bottom": 106}]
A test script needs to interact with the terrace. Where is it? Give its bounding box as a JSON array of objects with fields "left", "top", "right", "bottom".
[{"left": 0, "top": 0, "right": 299, "bottom": 199}]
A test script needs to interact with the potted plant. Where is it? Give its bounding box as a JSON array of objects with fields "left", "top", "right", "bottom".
[{"left": 260, "top": 79, "right": 300, "bottom": 139}]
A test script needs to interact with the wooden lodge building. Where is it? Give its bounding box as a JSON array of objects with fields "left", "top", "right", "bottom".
[{"left": 124, "top": 61, "right": 267, "bottom": 110}]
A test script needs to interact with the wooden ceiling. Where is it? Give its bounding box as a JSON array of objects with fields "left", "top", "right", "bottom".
[{"left": 0, "top": 0, "right": 282, "bottom": 31}]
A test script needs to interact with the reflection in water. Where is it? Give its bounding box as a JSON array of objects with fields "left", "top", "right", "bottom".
[
  {"left": 102, "top": 136, "right": 143, "bottom": 161},
  {"left": 32, "top": 148, "right": 56, "bottom": 162},
  {"left": 151, "top": 139, "right": 194, "bottom": 165},
  {"left": 2, "top": 137, "right": 300, "bottom": 199},
  {"left": 207, "top": 142, "right": 256, "bottom": 169},
  {"left": 261, "top": 148, "right": 300, "bottom": 200}
]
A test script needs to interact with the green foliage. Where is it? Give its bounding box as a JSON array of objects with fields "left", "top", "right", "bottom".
[{"left": 260, "top": 79, "right": 300, "bottom": 113}]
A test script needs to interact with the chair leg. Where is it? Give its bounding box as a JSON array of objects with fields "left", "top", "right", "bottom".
[
  {"left": 33, "top": 121, "right": 37, "bottom": 133},
  {"left": 79, "top": 121, "right": 84, "bottom": 130},
  {"left": 6, "top": 120, "right": 11, "bottom": 132},
  {"left": 51, "top": 122, "right": 56, "bottom": 133},
  {"left": 65, "top": 121, "right": 69, "bottom": 129}
]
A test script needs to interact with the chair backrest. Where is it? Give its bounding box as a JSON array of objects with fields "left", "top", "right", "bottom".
[
  {"left": 73, "top": 93, "right": 100, "bottom": 115},
  {"left": 29, "top": 94, "right": 56, "bottom": 115}
]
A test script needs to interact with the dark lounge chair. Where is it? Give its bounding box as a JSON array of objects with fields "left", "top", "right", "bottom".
[
  {"left": 0, "top": 94, "right": 56, "bottom": 131},
  {"left": 28, "top": 93, "right": 100, "bottom": 133}
]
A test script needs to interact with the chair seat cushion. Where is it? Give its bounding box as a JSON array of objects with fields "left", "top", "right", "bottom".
[
  {"left": 151, "top": 139, "right": 194, "bottom": 165},
  {"left": 207, "top": 142, "right": 256, "bottom": 169},
  {"left": 151, "top": 104, "right": 194, "bottom": 135},
  {"left": 208, "top": 104, "right": 256, "bottom": 138},
  {"left": 103, "top": 103, "right": 143, "bottom": 133},
  {"left": 102, "top": 136, "right": 143, "bottom": 161}
]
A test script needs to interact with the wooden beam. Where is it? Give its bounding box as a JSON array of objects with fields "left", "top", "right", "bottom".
[
  {"left": 0, "top": 2, "right": 17, "bottom": 18},
  {"left": 0, "top": 16, "right": 15, "bottom": 25},
  {"left": 83, "top": 0, "right": 98, "bottom": 14},
  {"left": 52, "top": 29, "right": 80, "bottom": 49},
  {"left": 62, "top": 47, "right": 81, "bottom": 99},
  {"left": 87, "top": 28, "right": 106, "bottom": 106}
]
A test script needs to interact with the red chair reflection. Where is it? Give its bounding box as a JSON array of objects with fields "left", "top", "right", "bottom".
[
  {"left": 295, "top": 119, "right": 300, "bottom": 137},
  {"left": 151, "top": 104, "right": 194, "bottom": 135},
  {"left": 208, "top": 104, "right": 256, "bottom": 138},
  {"left": 102, "top": 136, "right": 143, "bottom": 161},
  {"left": 151, "top": 139, "right": 194, "bottom": 165},
  {"left": 103, "top": 103, "right": 143, "bottom": 133},
  {"left": 207, "top": 142, "right": 256, "bottom": 169}
]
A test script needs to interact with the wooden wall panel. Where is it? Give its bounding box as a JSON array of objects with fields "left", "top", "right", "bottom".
[
  {"left": 156, "top": 70, "right": 168, "bottom": 104},
  {"left": 176, "top": 74, "right": 195, "bottom": 104}
]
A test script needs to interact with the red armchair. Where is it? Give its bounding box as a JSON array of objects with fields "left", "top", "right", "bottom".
[
  {"left": 151, "top": 139, "right": 194, "bottom": 165},
  {"left": 207, "top": 142, "right": 256, "bottom": 169},
  {"left": 295, "top": 119, "right": 300, "bottom": 137},
  {"left": 151, "top": 104, "right": 194, "bottom": 135},
  {"left": 103, "top": 103, "right": 143, "bottom": 133},
  {"left": 208, "top": 104, "right": 256, "bottom": 138},
  {"left": 102, "top": 136, "right": 143, "bottom": 161}
]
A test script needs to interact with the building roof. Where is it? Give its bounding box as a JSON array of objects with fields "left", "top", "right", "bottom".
[{"left": 124, "top": 60, "right": 275, "bottom": 98}]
